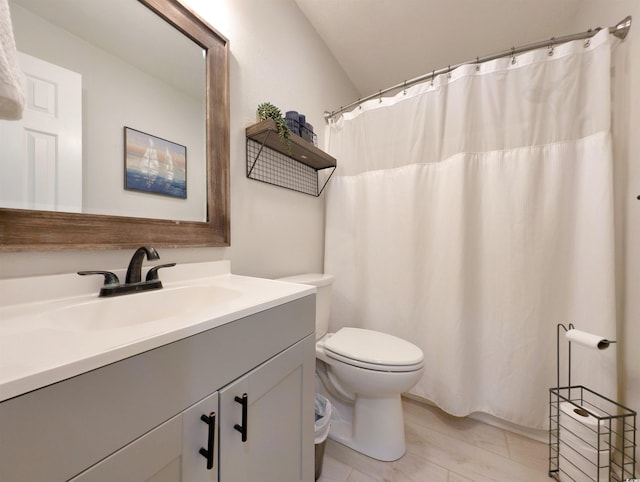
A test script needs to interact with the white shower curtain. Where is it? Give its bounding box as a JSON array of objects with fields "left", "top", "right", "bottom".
[{"left": 324, "top": 30, "right": 617, "bottom": 429}]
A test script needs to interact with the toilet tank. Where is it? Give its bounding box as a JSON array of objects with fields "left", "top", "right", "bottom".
[{"left": 277, "top": 273, "right": 334, "bottom": 340}]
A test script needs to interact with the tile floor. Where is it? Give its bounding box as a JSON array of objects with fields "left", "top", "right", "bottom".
[{"left": 317, "top": 398, "right": 549, "bottom": 482}]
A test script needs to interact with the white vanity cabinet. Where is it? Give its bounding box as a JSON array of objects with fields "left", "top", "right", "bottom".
[{"left": 0, "top": 295, "right": 315, "bottom": 482}]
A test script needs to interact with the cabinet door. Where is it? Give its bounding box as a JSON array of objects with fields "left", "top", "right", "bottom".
[
  {"left": 70, "top": 415, "right": 183, "bottom": 482},
  {"left": 182, "top": 392, "right": 219, "bottom": 481},
  {"left": 219, "top": 336, "right": 315, "bottom": 482},
  {"left": 70, "top": 392, "right": 219, "bottom": 482}
]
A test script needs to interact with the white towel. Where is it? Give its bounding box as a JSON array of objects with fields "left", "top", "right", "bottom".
[{"left": 0, "top": 0, "right": 25, "bottom": 120}]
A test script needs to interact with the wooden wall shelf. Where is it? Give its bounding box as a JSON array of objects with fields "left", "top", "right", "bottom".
[{"left": 245, "top": 119, "right": 336, "bottom": 196}]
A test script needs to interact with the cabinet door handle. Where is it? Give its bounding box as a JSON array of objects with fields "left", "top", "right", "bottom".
[
  {"left": 198, "top": 412, "right": 216, "bottom": 470},
  {"left": 234, "top": 393, "right": 248, "bottom": 442}
]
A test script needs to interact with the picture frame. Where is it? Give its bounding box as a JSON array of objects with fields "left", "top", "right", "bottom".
[{"left": 124, "top": 126, "right": 187, "bottom": 199}]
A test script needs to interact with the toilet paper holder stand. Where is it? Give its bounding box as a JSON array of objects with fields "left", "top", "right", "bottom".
[
  {"left": 555, "top": 322, "right": 617, "bottom": 389},
  {"left": 549, "top": 323, "right": 637, "bottom": 481}
]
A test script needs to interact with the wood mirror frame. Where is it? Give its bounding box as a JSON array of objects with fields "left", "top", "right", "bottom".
[{"left": 0, "top": 0, "right": 230, "bottom": 251}]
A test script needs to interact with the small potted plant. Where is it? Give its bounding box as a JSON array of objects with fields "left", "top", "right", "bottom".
[{"left": 257, "top": 102, "right": 291, "bottom": 152}]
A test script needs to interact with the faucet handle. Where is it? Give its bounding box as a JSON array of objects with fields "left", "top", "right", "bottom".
[
  {"left": 78, "top": 271, "right": 120, "bottom": 287},
  {"left": 145, "top": 263, "right": 177, "bottom": 282}
]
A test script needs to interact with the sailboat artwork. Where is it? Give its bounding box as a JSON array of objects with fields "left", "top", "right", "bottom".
[{"left": 124, "top": 127, "right": 187, "bottom": 198}]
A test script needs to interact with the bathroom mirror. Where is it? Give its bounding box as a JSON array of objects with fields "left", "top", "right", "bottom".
[{"left": 0, "top": 0, "right": 230, "bottom": 251}]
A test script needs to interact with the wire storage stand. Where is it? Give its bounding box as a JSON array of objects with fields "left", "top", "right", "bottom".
[{"left": 549, "top": 324, "right": 637, "bottom": 481}]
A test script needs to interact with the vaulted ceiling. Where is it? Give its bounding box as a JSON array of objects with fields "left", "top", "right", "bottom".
[{"left": 295, "top": 0, "right": 585, "bottom": 99}]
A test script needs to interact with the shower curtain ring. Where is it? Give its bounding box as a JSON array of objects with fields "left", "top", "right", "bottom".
[
  {"left": 447, "top": 65, "right": 452, "bottom": 78},
  {"left": 403, "top": 80, "right": 407, "bottom": 95},
  {"left": 431, "top": 70, "right": 435, "bottom": 86},
  {"left": 548, "top": 37, "right": 555, "bottom": 56},
  {"left": 378, "top": 90, "right": 382, "bottom": 103},
  {"left": 511, "top": 47, "right": 516, "bottom": 65},
  {"left": 475, "top": 57, "right": 480, "bottom": 71},
  {"left": 584, "top": 30, "right": 592, "bottom": 48}
]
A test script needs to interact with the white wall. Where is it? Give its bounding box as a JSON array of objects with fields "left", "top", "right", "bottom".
[
  {"left": 567, "top": 4, "right": 640, "bottom": 413},
  {"left": 181, "top": 0, "right": 359, "bottom": 278}
]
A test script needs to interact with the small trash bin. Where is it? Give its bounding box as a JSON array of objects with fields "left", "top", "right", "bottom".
[{"left": 314, "top": 394, "right": 332, "bottom": 480}]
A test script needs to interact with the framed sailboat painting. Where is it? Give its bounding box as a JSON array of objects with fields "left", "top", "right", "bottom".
[{"left": 124, "top": 127, "right": 187, "bottom": 199}]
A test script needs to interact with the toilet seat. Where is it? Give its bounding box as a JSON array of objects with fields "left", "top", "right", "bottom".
[{"left": 323, "top": 328, "right": 424, "bottom": 372}]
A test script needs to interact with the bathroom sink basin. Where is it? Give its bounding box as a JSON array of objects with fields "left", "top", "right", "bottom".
[{"left": 44, "top": 285, "right": 242, "bottom": 331}]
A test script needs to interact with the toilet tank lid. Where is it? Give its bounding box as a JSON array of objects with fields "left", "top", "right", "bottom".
[{"left": 277, "top": 273, "right": 334, "bottom": 287}]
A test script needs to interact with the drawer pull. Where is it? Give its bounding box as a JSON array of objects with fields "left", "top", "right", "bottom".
[
  {"left": 234, "top": 393, "right": 248, "bottom": 442},
  {"left": 198, "top": 412, "right": 216, "bottom": 470}
]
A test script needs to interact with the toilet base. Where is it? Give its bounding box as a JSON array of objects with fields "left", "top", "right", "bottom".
[{"left": 326, "top": 392, "right": 407, "bottom": 462}]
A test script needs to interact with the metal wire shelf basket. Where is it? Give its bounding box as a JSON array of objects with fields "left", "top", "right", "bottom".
[
  {"left": 245, "top": 120, "right": 336, "bottom": 197},
  {"left": 549, "top": 385, "right": 636, "bottom": 481},
  {"left": 549, "top": 324, "right": 637, "bottom": 481}
]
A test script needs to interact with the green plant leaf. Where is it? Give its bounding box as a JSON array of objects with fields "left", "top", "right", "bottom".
[{"left": 257, "top": 101, "right": 291, "bottom": 152}]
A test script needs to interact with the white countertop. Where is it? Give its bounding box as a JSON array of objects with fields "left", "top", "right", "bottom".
[{"left": 0, "top": 261, "right": 314, "bottom": 402}]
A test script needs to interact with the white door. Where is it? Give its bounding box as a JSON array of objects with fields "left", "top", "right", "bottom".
[{"left": 0, "top": 52, "right": 82, "bottom": 212}]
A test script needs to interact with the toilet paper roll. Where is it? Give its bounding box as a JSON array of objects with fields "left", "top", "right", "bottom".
[
  {"left": 559, "top": 402, "right": 610, "bottom": 481},
  {"left": 559, "top": 402, "right": 607, "bottom": 448},
  {"left": 565, "top": 329, "right": 611, "bottom": 350}
]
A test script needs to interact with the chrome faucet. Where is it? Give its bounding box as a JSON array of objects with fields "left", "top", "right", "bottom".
[{"left": 78, "top": 246, "right": 175, "bottom": 297}]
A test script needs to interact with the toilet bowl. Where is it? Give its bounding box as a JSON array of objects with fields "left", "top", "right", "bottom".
[{"left": 278, "top": 273, "right": 424, "bottom": 461}]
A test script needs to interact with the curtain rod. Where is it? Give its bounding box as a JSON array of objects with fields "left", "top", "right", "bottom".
[{"left": 324, "top": 16, "right": 632, "bottom": 121}]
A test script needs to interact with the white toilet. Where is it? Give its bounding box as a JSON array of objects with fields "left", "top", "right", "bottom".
[{"left": 278, "top": 273, "right": 424, "bottom": 462}]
